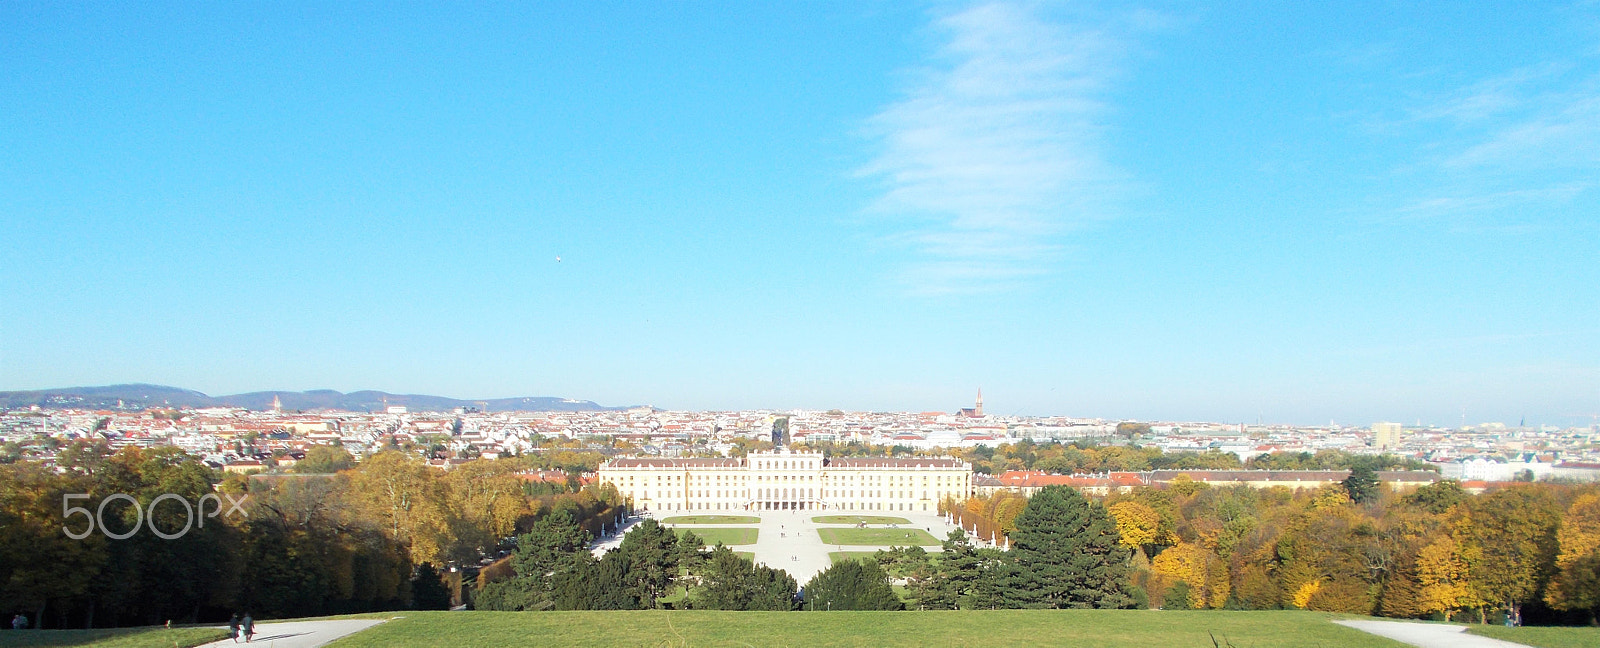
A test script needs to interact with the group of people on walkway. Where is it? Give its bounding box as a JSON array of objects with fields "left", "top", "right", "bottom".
[
  {"left": 9, "top": 614, "right": 27, "bottom": 630},
  {"left": 227, "top": 612, "right": 255, "bottom": 643}
]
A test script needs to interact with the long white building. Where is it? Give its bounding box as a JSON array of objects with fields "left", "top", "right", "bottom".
[{"left": 597, "top": 449, "right": 972, "bottom": 513}]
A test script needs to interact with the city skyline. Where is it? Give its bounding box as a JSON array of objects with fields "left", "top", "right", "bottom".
[{"left": 3, "top": 2, "right": 1597, "bottom": 427}]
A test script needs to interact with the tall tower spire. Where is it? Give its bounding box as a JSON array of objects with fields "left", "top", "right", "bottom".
[{"left": 976, "top": 388, "right": 983, "bottom": 417}]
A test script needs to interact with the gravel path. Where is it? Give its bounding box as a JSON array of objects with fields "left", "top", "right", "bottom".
[
  {"left": 196, "top": 618, "right": 389, "bottom": 648},
  {"left": 1333, "top": 620, "right": 1533, "bottom": 648},
  {"left": 645, "top": 509, "right": 965, "bottom": 584}
]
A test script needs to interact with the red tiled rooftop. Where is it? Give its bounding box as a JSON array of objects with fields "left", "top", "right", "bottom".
[
  {"left": 604, "top": 458, "right": 745, "bottom": 469},
  {"left": 827, "top": 457, "right": 966, "bottom": 469}
]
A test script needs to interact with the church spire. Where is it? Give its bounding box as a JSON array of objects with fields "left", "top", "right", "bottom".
[{"left": 976, "top": 388, "right": 983, "bottom": 417}]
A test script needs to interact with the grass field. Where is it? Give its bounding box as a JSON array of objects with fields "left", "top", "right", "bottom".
[
  {"left": 0, "top": 627, "right": 227, "bottom": 648},
  {"left": 676, "top": 527, "right": 758, "bottom": 546},
  {"left": 321, "top": 609, "right": 1410, "bottom": 647},
  {"left": 659, "top": 515, "right": 760, "bottom": 524},
  {"left": 812, "top": 515, "right": 912, "bottom": 525},
  {"left": 830, "top": 551, "right": 882, "bottom": 563},
  {"left": 1467, "top": 625, "right": 1600, "bottom": 648},
  {"left": 817, "top": 527, "right": 940, "bottom": 546}
]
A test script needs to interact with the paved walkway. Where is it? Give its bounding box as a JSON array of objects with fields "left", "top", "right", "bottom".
[
  {"left": 196, "top": 618, "right": 388, "bottom": 648},
  {"left": 656, "top": 510, "right": 964, "bottom": 584},
  {"left": 1333, "top": 620, "right": 1533, "bottom": 648},
  {"left": 591, "top": 515, "right": 647, "bottom": 557}
]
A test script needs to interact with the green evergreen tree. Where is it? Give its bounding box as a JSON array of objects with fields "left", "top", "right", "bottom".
[
  {"left": 1342, "top": 465, "right": 1381, "bottom": 504},
  {"left": 803, "top": 559, "right": 902, "bottom": 610},
  {"left": 510, "top": 511, "right": 590, "bottom": 580},
  {"left": 916, "top": 529, "right": 982, "bottom": 609},
  {"left": 748, "top": 563, "right": 800, "bottom": 611},
  {"left": 971, "top": 547, "right": 1014, "bottom": 610},
  {"left": 410, "top": 563, "right": 452, "bottom": 610},
  {"left": 696, "top": 545, "right": 798, "bottom": 611},
  {"left": 476, "top": 510, "right": 591, "bottom": 611},
  {"left": 675, "top": 528, "right": 707, "bottom": 574},
  {"left": 614, "top": 519, "right": 680, "bottom": 608},
  {"left": 1002, "top": 485, "right": 1132, "bottom": 609},
  {"left": 551, "top": 551, "right": 636, "bottom": 610}
]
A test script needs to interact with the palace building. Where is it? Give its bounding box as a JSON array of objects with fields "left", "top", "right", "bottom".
[{"left": 596, "top": 449, "right": 972, "bottom": 513}]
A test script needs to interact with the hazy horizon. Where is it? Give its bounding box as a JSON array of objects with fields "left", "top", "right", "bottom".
[{"left": 0, "top": 381, "right": 1580, "bottom": 429}]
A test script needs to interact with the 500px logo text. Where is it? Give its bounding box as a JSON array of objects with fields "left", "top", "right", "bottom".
[{"left": 62, "top": 493, "right": 248, "bottom": 540}]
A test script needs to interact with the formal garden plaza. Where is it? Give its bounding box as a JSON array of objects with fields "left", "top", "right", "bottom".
[{"left": 595, "top": 449, "right": 975, "bottom": 582}]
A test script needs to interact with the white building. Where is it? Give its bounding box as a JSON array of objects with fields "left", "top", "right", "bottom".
[
  {"left": 1456, "top": 456, "right": 1554, "bottom": 481},
  {"left": 596, "top": 448, "right": 971, "bottom": 513}
]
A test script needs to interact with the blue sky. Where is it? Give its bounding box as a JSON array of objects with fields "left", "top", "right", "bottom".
[{"left": 2, "top": 1, "right": 1596, "bottom": 426}]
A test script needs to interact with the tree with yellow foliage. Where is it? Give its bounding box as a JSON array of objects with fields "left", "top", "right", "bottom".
[
  {"left": 1168, "top": 473, "right": 1208, "bottom": 497},
  {"left": 990, "top": 491, "right": 1029, "bottom": 535},
  {"left": 1109, "top": 501, "right": 1161, "bottom": 558},
  {"left": 1150, "top": 542, "right": 1230, "bottom": 609},
  {"left": 442, "top": 459, "right": 534, "bottom": 560},
  {"left": 350, "top": 451, "right": 452, "bottom": 565},
  {"left": 1545, "top": 493, "right": 1600, "bottom": 621},
  {"left": 1291, "top": 580, "right": 1321, "bottom": 609},
  {"left": 1310, "top": 484, "right": 1352, "bottom": 511},
  {"left": 1453, "top": 486, "right": 1560, "bottom": 624},
  {"left": 1416, "top": 534, "right": 1476, "bottom": 621}
]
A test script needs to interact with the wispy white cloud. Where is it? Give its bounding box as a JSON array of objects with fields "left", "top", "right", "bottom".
[
  {"left": 858, "top": 2, "right": 1131, "bottom": 295},
  {"left": 1402, "top": 56, "right": 1600, "bottom": 221},
  {"left": 1418, "top": 62, "right": 1570, "bottom": 124},
  {"left": 1396, "top": 182, "right": 1590, "bottom": 219},
  {"left": 1444, "top": 88, "right": 1600, "bottom": 169}
]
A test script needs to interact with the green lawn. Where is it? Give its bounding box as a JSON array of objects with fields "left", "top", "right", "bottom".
[
  {"left": 735, "top": 551, "right": 755, "bottom": 561},
  {"left": 817, "top": 527, "right": 940, "bottom": 546},
  {"left": 0, "top": 627, "right": 227, "bottom": 648},
  {"left": 677, "top": 527, "right": 759, "bottom": 546},
  {"left": 812, "top": 515, "right": 912, "bottom": 525},
  {"left": 1468, "top": 625, "right": 1600, "bottom": 648},
  {"left": 830, "top": 551, "right": 882, "bottom": 564},
  {"left": 660, "top": 515, "right": 760, "bottom": 524},
  {"left": 322, "top": 610, "right": 1410, "bottom": 647}
]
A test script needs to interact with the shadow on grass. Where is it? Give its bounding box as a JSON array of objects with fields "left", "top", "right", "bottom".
[{"left": 0, "top": 627, "right": 226, "bottom": 648}]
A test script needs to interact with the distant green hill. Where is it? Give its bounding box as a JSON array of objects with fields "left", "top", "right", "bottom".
[{"left": 0, "top": 383, "right": 635, "bottom": 413}]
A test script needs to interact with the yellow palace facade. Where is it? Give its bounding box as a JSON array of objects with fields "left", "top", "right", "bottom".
[{"left": 596, "top": 449, "right": 973, "bottom": 513}]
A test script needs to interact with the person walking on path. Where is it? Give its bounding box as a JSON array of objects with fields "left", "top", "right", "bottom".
[
  {"left": 241, "top": 613, "right": 255, "bottom": 643},
  {"left": 10, "top": 614, "right": 26, "bottom": 630},
  {"left": 227, "top": 613, "right": 241, "bottom": 642}
]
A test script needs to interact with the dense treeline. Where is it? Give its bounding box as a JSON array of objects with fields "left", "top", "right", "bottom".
[
  {"left": 1102, "top": 478, "right": 1600, "bottom": 624},
  {"left": 934, "top": 471, "right": 1600, "bottom": 624},
  {"left": 8, "top": 441, "right": 1598, "bottom": 627},
  {"left": 476, "top": 485, "right": 1131, "bottom": 612},
  {"left": 0, "top": 444, "right": 248, "bottom": 628},
  {"left": 470, "top": 478, "right": 1600, "bottom": 625},
  {"left": 0, "top": 443, "right": 624, "bottom": 628}
]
